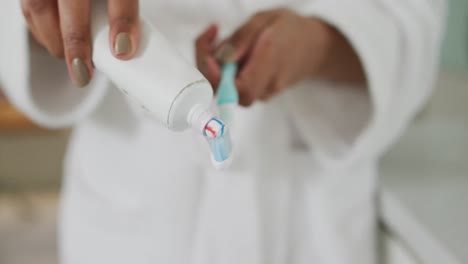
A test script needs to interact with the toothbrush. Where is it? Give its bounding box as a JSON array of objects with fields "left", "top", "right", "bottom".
[
  {"left": 197, "top": 44, "right": 238, "bottom": 169},
  {"left": 205, "top": 60, "right": 238, "bottom": 169}
]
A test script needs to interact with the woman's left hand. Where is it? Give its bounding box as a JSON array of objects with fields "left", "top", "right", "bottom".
[{"left": 196, "top": 9, "right": 339, "bottom": 106}]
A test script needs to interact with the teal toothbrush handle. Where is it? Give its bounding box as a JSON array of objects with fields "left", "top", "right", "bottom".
[{"left": 217, "top": 63, "right": 239, "bottom": 105}]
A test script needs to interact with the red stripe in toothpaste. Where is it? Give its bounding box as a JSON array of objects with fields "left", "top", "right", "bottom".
[{"left": 205, "top": 125, "right": 217, "bottom": 137}]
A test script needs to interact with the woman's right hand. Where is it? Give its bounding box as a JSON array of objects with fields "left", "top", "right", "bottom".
[{"left": 21, "top": 0, "right": 140, "bottom": 87}]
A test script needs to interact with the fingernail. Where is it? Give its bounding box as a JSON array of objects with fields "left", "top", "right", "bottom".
[
  {"left": 72, "top": 58, "right": 90, "bottom": 87},
  {"left": 115, "top": 32, "right": 131, "bottom": 55},
  {"left": 216, "top": 43, "right": 236, "bottom": 63}
]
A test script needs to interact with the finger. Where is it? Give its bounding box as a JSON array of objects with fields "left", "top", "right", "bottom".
[
  {"left": 203, "top": 56, "right": 221, "bottom": 90},
  {"left": 21, "top": 4, "right": 42, "bottom": 46},
  {"left": 28, "top": 26, "right": 43, "bottom": 48},
  {"left": 24, "top": 0, "right": 63, "bottom": 57},
  {"left": 21, "top": 0, "right": 63, "bottom": 57},
  {"left": 237, "top": 27, "right": 277, "bottom": 106},
  {"left": 235, "top": 79, "right": 254, "bottom": 107},
  {"left": 58, "top": 0, "right": 92, "bottom": 87},
  {"left": 258, "top": 92, "right": 274, "bottom": 102},
  {"left": 258, "top": 79, "right": 275, "bottom": 101},
  {"left": 108, "top": 0, "right": 140, "bottom": 59},
  {"left": 258, "top": 79, "right": 281, "bottom": 101},
  {"left": 226, "top": 11, "right": 278, "bottom": 61},
  {"left": 196, "top": 24, "right": 218, "bottom": 68},
  {"left": 196, "top": 25, "right": 221, "bottom": 89}
]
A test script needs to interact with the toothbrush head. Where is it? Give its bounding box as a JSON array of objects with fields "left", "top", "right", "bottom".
[
  {"left": 189, "top": 106, "right": 233, "bottom": 170},
  {"left": 203, "top": 118, "right": 225, "bottom": 139},
  {"left": 203, "top": 117, "right": 233, "bottom": 169}
]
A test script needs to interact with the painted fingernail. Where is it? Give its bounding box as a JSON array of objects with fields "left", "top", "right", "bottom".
[
  {"left": 216, "top": 43, "right": 236, "bottom": 63},
  {"left": 115, "top": 32, "right": 131, "bottom": 55},
  {"left": 72, "top": 58, "right": 90, "bottom": 87}
]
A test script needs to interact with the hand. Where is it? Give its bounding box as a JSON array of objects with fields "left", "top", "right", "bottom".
[
  {"left": 196, "top": 8, "right": 365, "bottom": 107},
  {"left": 21, "top": 0, "right": 140, "bottom": 87},
  {"left": 195, "top": 24, "right": 221, "bottom": 91}
]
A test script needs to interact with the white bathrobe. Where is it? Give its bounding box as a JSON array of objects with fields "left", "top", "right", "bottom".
[{"left": 0, "top": 1, "right": 446, "bottom": 263}]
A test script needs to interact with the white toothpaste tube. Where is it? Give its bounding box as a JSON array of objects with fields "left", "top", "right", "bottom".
[{"left": 90, "top": 2, "right": 232, "bottom": 168}]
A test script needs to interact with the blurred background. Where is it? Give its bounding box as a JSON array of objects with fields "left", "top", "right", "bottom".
[{"left": 1, "top": 1, "right": 467, "bottom": 264}]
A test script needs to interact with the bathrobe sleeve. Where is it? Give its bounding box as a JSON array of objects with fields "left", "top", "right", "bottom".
[
  {"left": 287, "top": 0, "right": 447, "bottom": 166},
  {"left": 0, "top": 1, "right": 109, "bottom": 129}
]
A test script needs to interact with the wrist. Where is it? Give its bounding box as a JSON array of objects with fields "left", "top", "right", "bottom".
[
  {"left": 302, "top": 17, "right": 366, "bottom": 84},
  {"left": 302, "top": 17, "right": 337, "bottom": 79}
]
